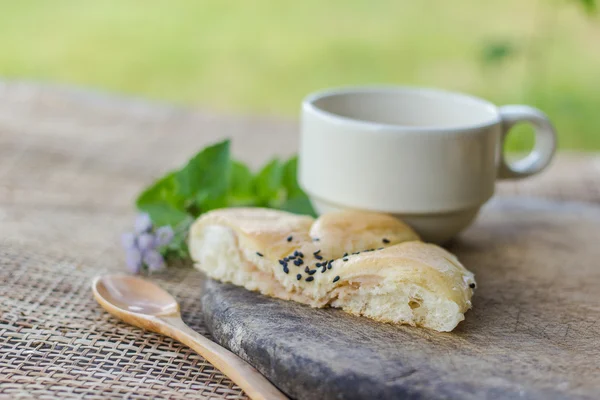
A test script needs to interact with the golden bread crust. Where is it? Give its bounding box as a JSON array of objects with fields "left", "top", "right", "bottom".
[{"left": 189, "top": 208, "right": 475, "bottom": 332}]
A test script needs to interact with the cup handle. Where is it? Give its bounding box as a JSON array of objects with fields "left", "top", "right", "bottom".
[{"left": 497, "top": 105, "right": 557, "bottom": 180}]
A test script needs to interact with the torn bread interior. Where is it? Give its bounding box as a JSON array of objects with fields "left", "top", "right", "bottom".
[{"left": 189, "top": 208, "right": 475, "bottom": 332}]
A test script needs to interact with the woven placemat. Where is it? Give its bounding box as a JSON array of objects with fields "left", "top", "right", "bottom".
[{"left": 0, "top": 81, "right": 599, "bottom": 399}]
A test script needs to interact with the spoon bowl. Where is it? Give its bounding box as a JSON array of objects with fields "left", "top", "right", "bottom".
[
  {"left": 92, "top": 274, "right": 286, "bottom": 400},
  {"left": 94, "top": 275, "right": 179, "bottom": 316}
]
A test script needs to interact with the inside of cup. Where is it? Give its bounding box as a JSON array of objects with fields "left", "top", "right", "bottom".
[{"left": 310, "top": 88, "right": 499, "bottom": 129}]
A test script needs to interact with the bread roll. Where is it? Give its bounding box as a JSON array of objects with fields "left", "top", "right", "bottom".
[{"left": 189, "top": 208, "right": 475, "bottom": 332}]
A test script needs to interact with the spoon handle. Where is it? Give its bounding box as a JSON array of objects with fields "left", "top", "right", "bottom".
[{"left": 158, "top": 315, "right": 288, "bottom": 400}]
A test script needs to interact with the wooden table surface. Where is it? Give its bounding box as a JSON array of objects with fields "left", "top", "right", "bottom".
[{"left": 1, "top": 81, "right": 599, "bottom": 399}]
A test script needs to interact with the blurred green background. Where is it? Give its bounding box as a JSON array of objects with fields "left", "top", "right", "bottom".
[{"left": 1, "top": 0, "right": 598, "bottom": 150}]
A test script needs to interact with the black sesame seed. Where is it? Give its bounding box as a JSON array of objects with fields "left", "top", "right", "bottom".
[
  {"left": 469, "top": 283, "right": 476, "bottom": 289},
  {"left": 368, "top": 248, "right": 375, "bottom": 252},
  {"left": 352, "top": 252, "right": 360, "bottom": 255},
  {"left": 304, "top": 266, "right": 310, "bottom": 273},
  {"left": 313, "top": 249, "right": 321, "bottom": 255},
  {"left": 343, "top": 252, "right": 348, "bottom": 257},
  {"left": 297, "top": 274, "right": 302, "bottom": 280},
  {"left": 293, "top": 250, "right": 300, "bottom": 257},
  {"left": 313, "top": 238, "right": 320, "bottom": 242},
  {"left": 333, "top": 276, "right": 340, "bottom": 283},
  {"left": 315, "top": 254, "right": 323, "bottom": 260},
  {"left": 294, "top": 259, "right": 303, "bottom": 266},
  {"left": 278, "top": 259, "right": 285, "bottom": 266},
  {"left": 327, "top": 264, "right": 333, "bottom": 270},
  {"left": 382, "top": 238, "right": 390, "bottom": 244},
  {"left": 256, "top": 252, "right": 263, "bottom": 257},
  {"left": 307, "top": 269, "right": 317, "bottom": 275},
  {"left": 377, "top": 247, "right": 384, "bottom": 250},
  {"left": 321, "top": 266, "right": 327, "bottom": 273},
  {"left": 288, "top": 255, "right": 296, "bottom": 260},
  {"left": 306, "top": 276, "right": 314, "bottom": 282},
  {"left": 343, "top": 258, "right": 348, "bottom": 262},
  {"left": 315, "top": 262, "right": 322, "bottom": 268},
  {"left": 283, "top": 266, "right": 289, "bottom": 274},
  {"left": 298, "top": 252, "right": 304, "bottom": 258},
  {"left": 287, "top": 236, "right": 293, "bottom": 242}
]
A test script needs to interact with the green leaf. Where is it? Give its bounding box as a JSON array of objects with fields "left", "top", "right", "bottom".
[
  {"left": 280, "top": 155, "right": 315, "bottom": 215},
  {"left": 280, "top": 195, "right": 317, "bottom": 217},
  {"left": 227, "top": 161, "right": 259, "bottom": 206},
  {"left": 134, "top": 138, "right": 319, "bottom": 268},
  {"left": 136, "top": 172, "right": 190, "bottom": 226},
  {"left": 195, "top": 160, "right": 255, "bottom": 210},
  {"left": 136, "top": 140, "right": 232, "bottom": 224},
  {"left": 137, "top": 171, "right": 183, "bottom": 209},
  {"left": 229, "top": 160, "right": 254, "bottom": 196},
  {"left": 282, "top": 155, "right": 304, "bottom": 198},
  {"left": 175, "top": 139, "right": 231, "bottom": 198},
  {"left": 254, "top": 158, "right": 285, "bottom": 206},
  {"left": 137, "top": 203, "right": 190, "bottom": 227},
  {"left": 199, "top": 192, "right": 230, "bottom": 211}
]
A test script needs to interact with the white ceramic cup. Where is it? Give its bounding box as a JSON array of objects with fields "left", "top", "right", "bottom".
[{"left": 299, "top": 86, "right": 557, "bottom": 243}]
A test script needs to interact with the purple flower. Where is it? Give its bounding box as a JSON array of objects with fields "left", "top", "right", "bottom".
[
  {"left": 125, "top": 248, "right": 143, "bottom": 274},
  {"left": 122, "top": 213, "right": 175, "bottom": 274},
  {"left": 137, "top": 233, "right": 156, "bottom": 251},
  {"left": 121, "top": 232, "right": 136, "bottom": 249},
  {"left": 143, "top": 249, "right": 165, "bottom": 271},
  {"left": 134, "top": 213, "right": 153, "bottom": 234},
  {"left": 155, "top": 226, "right": 174, "bottom": 247}
]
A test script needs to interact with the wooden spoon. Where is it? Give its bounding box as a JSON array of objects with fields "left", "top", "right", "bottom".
[{"left": 92, "top": 274, "right": 287, "bottom": 400}]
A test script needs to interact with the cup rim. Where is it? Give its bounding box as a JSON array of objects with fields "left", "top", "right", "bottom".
[{"left": 303, "top": 85, "right": 501, "bottom": 132}]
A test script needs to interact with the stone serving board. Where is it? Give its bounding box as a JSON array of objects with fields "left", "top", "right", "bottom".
[{"left": 201, "top": 198, "right": 600, "bottom": 400}]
